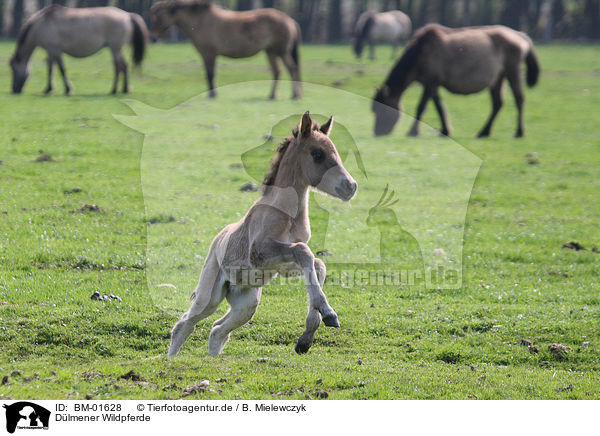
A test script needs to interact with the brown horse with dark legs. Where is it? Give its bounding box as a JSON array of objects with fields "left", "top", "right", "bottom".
[
  {"left": 10, "top": 4, "right": 148, "bottom": 95},
  {"left": 150, "top": 0, "right": 301, "bottom": 99},
  {"left": 372, "top": 24, "right": 540, "bottom": 138}
]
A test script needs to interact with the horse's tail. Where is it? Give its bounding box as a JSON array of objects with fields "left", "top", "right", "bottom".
[
  {"left": 130, "top": 13, "right": 148, "bottom": 67},
  {"left": 525, "top": 44, "right": 540, "bottom": 87}
]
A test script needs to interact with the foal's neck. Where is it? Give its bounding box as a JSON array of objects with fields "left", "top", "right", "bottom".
[{"left": 264, "top": 156, "right": 310, "bottom": 222}]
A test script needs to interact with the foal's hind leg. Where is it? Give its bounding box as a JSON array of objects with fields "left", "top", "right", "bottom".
[
  {"left": 294, "top": 258, "right": 326, "bottom": 354},
  {"left": 431, "top": 87, "right": 452, "bottom": 136},
  {"left": 208, "top": 286, "right": 262, "bottom": 355},
  {"left": 168, "top": 255, "right": 227, "bottom": 357}
]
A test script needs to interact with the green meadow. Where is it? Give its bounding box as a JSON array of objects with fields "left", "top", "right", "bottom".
[{"left": 0, "top": 41, "right": 599, "bottom": 399}]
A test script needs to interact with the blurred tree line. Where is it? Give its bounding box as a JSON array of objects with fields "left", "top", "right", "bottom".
[{"left": 2, "top": 0, "right": 600, "bottom": 42}]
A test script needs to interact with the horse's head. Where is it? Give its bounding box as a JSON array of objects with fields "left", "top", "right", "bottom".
[
  {"left": 149, "top": 1, "right": 177, "bottom": 39},
  {"left": 10, "top": 54, "right": 30, "bottom": 94},
  {"left": 352, "top": 37, "right": 364, "bottom": 58},
  {"left": 275, "top": 112, "right": 357, "bottom": 202},
  {"left": 372, "top": 85, "right": 401, "bottom": 136}
]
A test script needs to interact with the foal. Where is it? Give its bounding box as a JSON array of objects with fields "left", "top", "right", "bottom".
[{"left": 168, "top": 112, "right": 357, "bottom": 357}]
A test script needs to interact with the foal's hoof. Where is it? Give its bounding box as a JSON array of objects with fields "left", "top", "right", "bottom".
[
  {"left": 294, "top": 340, "right": 312, "bottom": 354},
  {"left": 322, "top": 313, "right": 340, "bottom": 328}
]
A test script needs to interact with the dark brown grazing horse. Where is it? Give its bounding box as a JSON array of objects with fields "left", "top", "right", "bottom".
[
  {"left": 372, "top": 24, "right": 540, "bottom": 138},
  {"left": 150, "top": 0, "right": 301, "bottom": 99}
]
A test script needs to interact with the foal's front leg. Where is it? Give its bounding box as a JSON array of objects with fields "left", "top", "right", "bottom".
[{"left": 255, "top": 240, "right": 338, "bottom": 327}]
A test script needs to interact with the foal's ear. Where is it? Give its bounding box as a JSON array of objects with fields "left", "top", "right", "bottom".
[
  {"left": 320, "top": 115, "right": 334, "bottom": 136},
  {"left": 299, "top": 111, "right": 312, "bottom": 138}
]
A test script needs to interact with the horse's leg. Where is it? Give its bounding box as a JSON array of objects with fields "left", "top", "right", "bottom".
[
  {"left": 111, "top": 54, "right": 120, "bottom": 94},
  {"left": 281, "top": 53, "right": 301, "bottom": 99},
  {"left": 294, "top": 258, "right": 326, "bottom": 354},
  {"left": 168, "top": 253, "right": 227, "bottom": 357},
  {"left": 56, "top": 55, "right": 72, "bottom": 95},
  {"left": 369, "top": 41, "right": 375, "bottom": 60},
  {"left": 200, "top": 52, "right": 217, "bottom": 98},
  {"left": 506, "top": 68, "right": 525, "bottom": 137},
  {"left": 266, "top": 50, "right": 280, "bottom": 100},
  {"left": 44, "top": 57, "right": 54, "bottom": 94},
  {"left": 208, "top": 286, "right": 261, "bottom": 355},
  {"left": 408, "top": 86, "right": 431, "bottom": 136},
  {"left": 431, "top": 87, "right": 452, "bottom": 136},
  {"left": 477, "top": 76, "right": 504, "bottom": 138},
  {"left": 121, "top": 57, "right": 129, "bottom": 94}
]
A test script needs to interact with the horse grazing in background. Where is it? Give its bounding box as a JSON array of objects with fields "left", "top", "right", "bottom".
[
  {"left": 150, "top": 0, "right": 302, "bottom": 99},
  {"left": 10, "top": 4, "right": 148, "bottom": 95},
  {"left": 167, "top": 112, "right": 357, "bottom": 357},
  {"left": 353, "top": 10, "right": 412, "bottom": 59},
  {"left": 372, "top": 24, "right": 540, "bottom": 138}
]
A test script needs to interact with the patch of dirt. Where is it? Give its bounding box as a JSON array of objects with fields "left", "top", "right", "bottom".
[
  {"left": 119, "top": 370, "right": 143, "bottom": 382},
  {"left": 63, "top": 187, "right": 82, "bottom": 195},
  {"left": 35, "top": 154, "right": 54, "bottom": 162},
  {"left": 90, "top": 292, "right": 122, "bottom": 302},
  {"left": 240, "top": 182, "right": 258, "bottom": 192},
  {"left": 562, "top": 241, "right": 585, "bottom": 251},
  {"left": 81, "top": 370, "right": 104, "bottom": 381},
  {"left": 520, "top": 338, "right": 533, "bottom": 347},
  {"left": 182, "top": 380, "right": 216, "bottom": 396},
  {"left": 557, "top": 384, "right": 574, "bottom": 392},
  {"left": 313, "top": 388, "right": 329, "bottom": 399},
  {"left": 80, "top": 204, "right": 101, "bottom": 212},
  {"left": 548, "top": 343, "right": 572, "bottom": 360}
]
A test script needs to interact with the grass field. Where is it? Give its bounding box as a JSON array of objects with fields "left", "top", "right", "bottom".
[{"left": 0, "top": 41, "right": 599, "bottom": 400}]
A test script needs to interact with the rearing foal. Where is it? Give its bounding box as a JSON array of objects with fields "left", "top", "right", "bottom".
[
  {"left": 150, "top": 0, "right": 301, "bottom": 99},
  {"left": 168, "top": 112, "right": 357, "bottom": 357}
]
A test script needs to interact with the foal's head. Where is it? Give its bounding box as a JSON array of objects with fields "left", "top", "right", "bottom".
[
  {"left": 372, "top": 85, "right": 401, "bottom": 136},
  {"left": 265, "top": 112, "right": 357, "bottom": 201}
]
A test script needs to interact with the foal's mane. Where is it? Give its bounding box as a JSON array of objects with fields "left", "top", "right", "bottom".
[{"left": 263, "top": 122, "right": 320, "bottom": 193}]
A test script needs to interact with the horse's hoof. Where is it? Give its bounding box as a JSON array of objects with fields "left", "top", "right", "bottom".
[
  {"left": 407, "top": 130, "right": 419, "bottom": 137},
  {"left": 477, "top": 132, "right": 489, "bottom": 138},
  {"left": 322, "top": 313, "right": 340, "bottom": 328},
  {"left": 515, "top": 130, "right": 524, "bottom": 138},
  {"left": 294, "top": 340, "right": 311, "bottom": 354},
  {"left": 44, "top": 88, "right": 53, "bottom": 95}
]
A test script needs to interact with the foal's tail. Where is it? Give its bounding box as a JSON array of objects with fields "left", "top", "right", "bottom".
[
  {"left": 130, "top": 13, "right": 149, "bottom": 67},
  {"left": 524, "top": 43, "right": 540, "bottom": 87}
]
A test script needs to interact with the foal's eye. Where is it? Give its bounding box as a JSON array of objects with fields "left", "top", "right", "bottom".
[{"left": 311, "top": 148, "right": 325, "bottom": 163}]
